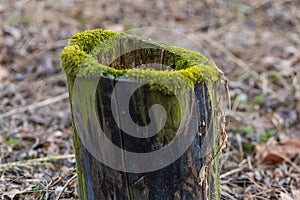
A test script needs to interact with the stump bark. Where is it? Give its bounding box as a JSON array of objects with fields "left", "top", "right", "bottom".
[{"left": 61, "top": 29, "right": 221, "bottom": 200}]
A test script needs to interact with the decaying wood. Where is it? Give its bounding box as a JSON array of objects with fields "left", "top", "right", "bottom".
[{"left": 66, "top": 37, "right": 220, "bottom": 200}]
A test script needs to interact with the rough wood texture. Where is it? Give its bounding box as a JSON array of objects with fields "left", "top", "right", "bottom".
[
  {"left": 67, "top": 75, "right": 219, "bottom": 200},
  {"left": 64, "top": 31, "right": 220, "bottom": 200}
]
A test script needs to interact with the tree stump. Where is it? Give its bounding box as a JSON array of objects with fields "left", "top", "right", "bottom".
[{"left": 61, "top": 29, "right": 222, "bottom": 200}]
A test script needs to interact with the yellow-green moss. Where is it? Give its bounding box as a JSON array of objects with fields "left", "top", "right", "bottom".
[
  {"left": 167, "top": 46, "right": 213, "bottom": 70},
  {"left": 67, "top": 76, "right": 87, "bottom": 200},
  {"left": 69, "top": 29, "right": 120, "bottom": 53},
  {"left": 61, "top": 29, "right": 220, "bottom": 95}
]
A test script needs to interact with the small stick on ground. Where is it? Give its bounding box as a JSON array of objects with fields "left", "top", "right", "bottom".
[
  {"left": 0, "top": 154, "right": 75, "bottom": 169},
  {"left": 0, "top": 92, "right": 69, "bottom": 119},
  {"left": 55, "top": 174, "right": 77, "bottom": 200}
]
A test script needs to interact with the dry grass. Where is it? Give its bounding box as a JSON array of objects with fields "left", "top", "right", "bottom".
[{"left": 0, "top": 0, "right": 299, "bottom": 199}]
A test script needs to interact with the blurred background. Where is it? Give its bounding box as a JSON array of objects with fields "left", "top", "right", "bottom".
[{"left": 0, "top": 0, "right": 299, "bottom": 199}]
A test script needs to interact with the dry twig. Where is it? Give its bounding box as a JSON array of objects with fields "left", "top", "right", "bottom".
[
  {"left": 0, "top": 154, "right": 75, "bottom": 169},
  {"left": 0, "top": 92, "right": 69, "bottom": 119},
  {"left": 55, "top": 174, "right": 77, "bottom": 200}
]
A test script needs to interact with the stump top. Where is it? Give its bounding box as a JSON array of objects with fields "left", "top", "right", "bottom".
[{"left": 61, "top": 29, "right": 220, "bottom": 95}]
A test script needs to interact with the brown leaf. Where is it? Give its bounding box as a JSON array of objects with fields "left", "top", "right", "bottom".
[
  {"left": 198, "top": 165, "right": 207, "bottom": 186},
  {"left": 3, "top": 188, "right": 21, "bottom": 199},
  {"left": 0, "top": 65, "right": 8, "bottom": 81},
  {"left": 255, "top": 144, "right": 283, "bottom": 164},
  {"left": 282, "top": 138, "right": 300, "bottom": 148},
  {"left": 255, "top": 140, "right": 300, "bottom": 165}
]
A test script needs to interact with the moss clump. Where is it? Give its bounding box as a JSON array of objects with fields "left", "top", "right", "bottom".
[
  {"left": 69, "top": 29, "right": 120, "bottom": 53},
  {"left": 61, "top": 29, "right": 220, "bottom": 94},
  {"left": 167, "top": 46, "right": 213, "bottom": 70}
]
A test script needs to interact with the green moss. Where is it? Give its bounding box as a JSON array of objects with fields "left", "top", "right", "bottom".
[
  {"left": 167, "top": 46, "right": 213, "bottom": 70},
  {"left": 145, "top": 90, "right": 185, "bottom": 147},
  {"left": 69, "top": 29, "right": 120, "bottom": 53},
  {"left": 61, "top": 29, "right": 220, "bottom": 95},
  {"left": 241, "top": 125, "right": 255, "bottom": 136},
  {"left": 67, "top": 76, "right": 87, "bottom": 200},
  {"left": 260, "top": 129, "right": 275, "bottom": 142},
  {"left": 211, "top": 86, "right": 220, "bottom": 200},
  {"left": 253, "top": 95, "right": 265, "bottom": 105}
]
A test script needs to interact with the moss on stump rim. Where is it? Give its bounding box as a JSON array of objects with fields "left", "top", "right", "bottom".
[{"left": 61, "top": 29, "right": 220, "bottom": 95}]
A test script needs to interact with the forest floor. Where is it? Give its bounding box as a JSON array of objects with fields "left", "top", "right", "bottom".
[{"left": 0, "top": 0, "right": 300, "bottom": 199}]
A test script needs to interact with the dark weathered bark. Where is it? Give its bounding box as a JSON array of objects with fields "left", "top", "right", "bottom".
[
  {"left": 67, "top": 75, "right": 219, "bottom": 200},
  {"left": 64, "top": 32, "right": 220, "bottom": 200}
]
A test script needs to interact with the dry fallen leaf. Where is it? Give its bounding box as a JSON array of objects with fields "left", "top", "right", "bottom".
[
  {"left": 0, "top": 65, "right": 8, "bottom": 81},
  {"left": 3, "top": 188, "right": 21, "bottom": 199},
  {"left": 198, "top": 165, "right": 207, "bottom": 186},
  {"left": 282, "top": 139, "right": 300, "bottom": 148},
  {"left": 255, "top": 138, "right": 300, "bottom": 165},
  {"left": 255, "top": 144, "right": 283, "bottom": 164}
]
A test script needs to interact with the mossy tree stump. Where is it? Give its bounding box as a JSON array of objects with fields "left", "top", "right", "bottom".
[{"left": 61, "top": 29, "right": 222, "bottom": 200}]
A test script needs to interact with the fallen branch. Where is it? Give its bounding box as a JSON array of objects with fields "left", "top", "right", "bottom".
[
  {"left": 0, "top": 154, "right": 75, "bottom": 169},
  {"left": 0, "top": 92, "right": 69, "bottom": 119},
  {"left": 220, "top": 166, "right": 246, "bottom": 179}
]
